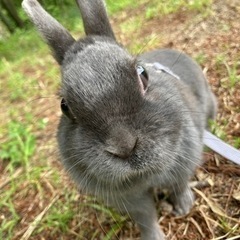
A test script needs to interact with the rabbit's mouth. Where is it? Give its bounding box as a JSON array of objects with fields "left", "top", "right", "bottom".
[{"left": 99, "top": 147, "right": 171, "bottom": 182}]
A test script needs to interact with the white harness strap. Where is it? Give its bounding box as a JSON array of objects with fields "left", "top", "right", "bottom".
[
  {"left": 203, "top": 131, "right": 240, "bottom": 165},
  {"left": 151, "top": 62, "right": 240, "bottom": 165}
]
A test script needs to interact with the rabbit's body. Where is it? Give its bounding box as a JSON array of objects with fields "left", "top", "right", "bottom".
[
  {"left": 58, "top": 44, "right": 216, "bottom": 239},
  {"left": 22, "top": 0, "right": 217, "bottom": 239}
]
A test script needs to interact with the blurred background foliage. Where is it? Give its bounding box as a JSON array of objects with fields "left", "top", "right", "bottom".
[
  {"left": 0, "top": 0, "right": 138, "bottom": 36},
  {"left": 0, "top": 0, "right": 79, "bottom": 37}
]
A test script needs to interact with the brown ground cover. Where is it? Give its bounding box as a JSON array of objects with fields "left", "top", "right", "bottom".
[{"left": 1, "top": 0, "right": 239, "bottom": 239}]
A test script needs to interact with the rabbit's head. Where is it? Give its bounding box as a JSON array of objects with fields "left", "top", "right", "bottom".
[{"left": 22, "top": 0, "right": 188, "bottom": 189}]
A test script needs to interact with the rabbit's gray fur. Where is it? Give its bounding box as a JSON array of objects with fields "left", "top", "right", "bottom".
[{"left": 22, "top": 0, "right": 217, "bottom": 239}]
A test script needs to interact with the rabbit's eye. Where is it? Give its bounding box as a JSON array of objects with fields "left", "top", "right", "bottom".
[
  {"left": 136, "top": 65, "right": 148, "bottom": 91},
  {"left": 61, "top": 98, "right": 75, "bottom": 120}
]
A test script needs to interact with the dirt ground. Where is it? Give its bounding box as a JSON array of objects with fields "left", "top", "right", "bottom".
[{"left": 1, "top": 0, "right": 240, "bottom": 239}]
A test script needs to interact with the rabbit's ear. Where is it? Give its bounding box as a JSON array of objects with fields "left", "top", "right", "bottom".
[
  {"left": 76, "top": 0, "right": 115, "bottom": 40},
  {"left": 22, "top": 0, "right": 75, "bottom": 64}
]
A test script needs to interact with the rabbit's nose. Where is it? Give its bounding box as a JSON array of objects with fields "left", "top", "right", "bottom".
[{"left": 105, "top": 127, "right": 138, "bottom": 159}]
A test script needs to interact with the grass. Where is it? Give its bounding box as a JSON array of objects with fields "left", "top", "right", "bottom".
[
  {"left": 209, "top": 120, "right": 227, "bottom": 140},
  {"left": 215, "top": 53, "right": 240, "bottom": 88},
  {"left": 0, "top": 120, "right": 36, "bottom": 170},
  {"left": 224, "top": 61, "right": 240, "bottom": 88},
  {"left": 144, "top": 0, "right": 213, "bottom": 19},
  {"left": 0, "top": 23, "right": 58, "bottom": 240},
  {"left": 1, "top": 0, "right": 240, "bottom": 239},
  {"left": 0, "top": 1, "right": 139, "bottom": 238},
  {"left": 106, "top": 0, "right": 141, "bottom": 13}
]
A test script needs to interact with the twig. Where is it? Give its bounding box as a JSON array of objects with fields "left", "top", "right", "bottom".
[
  {"left": 226, "top": 235, "right": 240, "bottom": 240},
  {"left": 0, "top": 168, "right": 23, "bottom": 190},
  {"left": 169, "top": 223, "right": 185, "bottom": 240},
  {"left": 182, "top": 221, "right": 189, "bottom": 236},
  {"left": 20, "top": 195, "right": 59, "bottom": 240},
  {"left": 225, "top": 181, "right": 235, "bottom": 211},
  {"left": 189, "top": 217, "right": 205, "bottom": 238},
  {"left": 199, "top": 205, "right": 215, "bottom": 239}
]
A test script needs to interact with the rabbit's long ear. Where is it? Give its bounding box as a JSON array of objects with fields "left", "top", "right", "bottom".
[
  {"left": 22, "top": 0, "right": 75, "bottom": 64},
  {"left": 76, "top": 0, "right": 115, "bottom": 40}
]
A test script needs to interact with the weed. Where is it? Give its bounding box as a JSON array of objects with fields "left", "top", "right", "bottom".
[
  {"left": 233, "top": 137, "right": 240, "bottom": 149},
  {"left": 187, "top": 0, "right": 213, "bottom": 11},
  {"left": 0, "top": 201, "right": 20, "bottom": 240},
  {"left": 195, "top": 52, "right": 208, "bottom": 65},
  {"left": 0, "top": 29, "right": 44, "bottom": 62},
  {"left": 120, "top": 16, "right": 144, "bottom": 35},
  {"left": 129, "top": 33, "right": 161, "bottom": 54},
  {"left": 145, "top": 0, "right": 212, "bottom": 19},
  {"left": 0, "top": 120, "right": 36, "bottom": 172},
  {"left": 81, "top": 200, "right": 128, "bottom": 239},
  {"left": 215, "top": 53, "right": 240, "bottom": 88},
  {"left": 209, "top": 120, "right": 227, "bottom": 140},
  {"left": 223, "top": 61, "right": 240, "bottom": 88},
  {"left": 106, "top": 0, "right": 141, "bottom": 13},
  {"left": 40, "top": 203, "right": 74, "bottom": 233}
]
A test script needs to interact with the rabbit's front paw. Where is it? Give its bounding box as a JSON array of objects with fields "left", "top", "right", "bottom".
[
  {"left": 140, "top": 223, "right": 165, "bottom": 240},
  {"left": 170, "top": 186, "right": 194, "bottom": 216}
]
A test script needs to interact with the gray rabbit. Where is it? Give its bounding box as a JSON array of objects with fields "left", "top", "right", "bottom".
[{"left": 22, "top": 0, "right": 217, "bottom": 239}]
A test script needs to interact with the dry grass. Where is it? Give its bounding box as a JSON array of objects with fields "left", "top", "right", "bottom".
[{"left": 0, "top": 0, "right": 240, "bottom": 239}]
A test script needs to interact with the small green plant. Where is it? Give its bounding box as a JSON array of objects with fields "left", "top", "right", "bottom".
[
  {"left": 0, "top": 120, "right": 36, "bottom": 172},
  {"left": 145, "top": 0, "right": 212, "bottom": 19},
  {"left": 129, "top": 33, "right": 161, "bottom": 54},
  {"left": 120, "top": 16, "right": 144, "bottom": 35},
  {"left": 216, "top": 54, "right": 240, "bottom": 88},
  {"left": 83, "top": 201, "right": 127, "bottom": 240},
  {"left": 41, "top": 204, "right": 74, "bottom": 233},
  {"left": 209, "top": 120, "right": 227, "bottom": 140},
  {"left": 188, "top": 0, "right": 212, "bottom": 11},
  {"left": 195, "top": 52, "right": 207, "bottom": 65},
  {"left": 106, "top": 0, "right": 140, "bottom": 13},
  {"left": 0, "top": 201, "right": 20, "bottom": 240},
  {"left": 233, "top": 137, "right": 240, "bottom": 149},
  {"left": 0, "top": 29, "right": 44, "bottom": 62},
  {"left": 224, "top": 61, "right": 240, "bottom": 88},
  {"left": 7, "top": 72, "right": 29, "bottom": 101}
]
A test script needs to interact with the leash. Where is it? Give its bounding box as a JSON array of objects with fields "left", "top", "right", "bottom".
[
  {"left": 144, "top": 62, "right": 240, "bottom": 165},
  {"left": 203, "top": 131, "right": 240, "bottom": 165}
]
